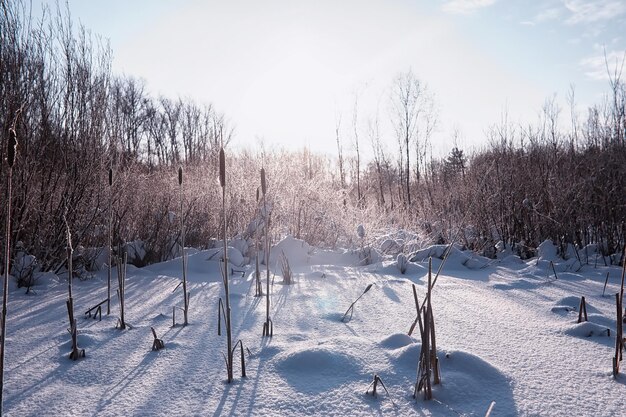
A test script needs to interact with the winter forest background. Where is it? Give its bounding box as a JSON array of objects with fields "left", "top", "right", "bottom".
[{"left": 1, "top": 0, "right": 625, "bottom": 279}]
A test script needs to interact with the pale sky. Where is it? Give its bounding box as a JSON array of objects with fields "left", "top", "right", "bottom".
[{"left": 33, "top": 0, "right": 626, "bottom": 158}]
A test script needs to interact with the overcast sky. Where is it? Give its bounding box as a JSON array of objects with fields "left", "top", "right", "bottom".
[{"left": 33, "top": 0, "right": 626, "bottom": 157}]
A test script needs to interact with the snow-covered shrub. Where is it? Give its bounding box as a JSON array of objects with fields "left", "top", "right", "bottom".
[
  {"left": 13, "top": 249, "right": 37, "bottom": 289},
  {"left": 124, "top": 240, "right": 147, "bottom": 266},
  {"left": 280, "top": 251, "right": 292, "bottom": 284},
  {"left": 482, "top": 242, "right": 497, "bottom": 259},
  {"left": 206, "top": 246, "right": 246, "bottom": 267},
  {"left": 537, "top": 240, "right": 557, "bottom": 261},
  {"left": 380, "top": 239, "right": 402, "bottom": 256},
  {"left": 357, "top": 224, "right": 365, "bottom": 239},
  {"left": 397, "top": 253, "right": 408, "bottom": 274}
]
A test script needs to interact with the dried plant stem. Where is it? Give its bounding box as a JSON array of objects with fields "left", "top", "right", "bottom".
[
  {"left": 117, "top": 252, "right": 127, "bottom": 330},
  {"left": 577, "top": 297, "right": 588, "bottom": 323},
  {"left": 414, "top": 258, "right": 440, "bottom": 400},
  {"left": 219, "top": 148, "right": 234, "bottom": 383},
  {"left": 254, "top": 188, "right": 262, "bottom": 297},
  {"left": 0, "top": 129, "right": 16, "bottom": 414},
  {"left": 261, "top": 168, "right": 273, "bottom": 337},
  {"left": 65, "top": 218, "right": 84, "bottom": 360},
  {"left": 613, "top": 248, "right": 625, "bottom": 377},
  {"left": 107, "top": 167, "right": 112, "bottom": 315},
  {"left": 179, "top": 167, "right": 189, "bottom": 325},
  {"left": 341, "top": 284, "right": 373, "bottom": 322}
]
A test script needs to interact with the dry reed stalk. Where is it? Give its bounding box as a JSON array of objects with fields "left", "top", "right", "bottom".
[
  {"left": 151, "top": 327, "right": 164, "bottom": 351},
  {"left": 107, "top": 167, "right": 112, "bottom": 315},
  {"left": 414, "top": 258, "right": 440, "bottom": 400},
  {"left": 116, "top": 252, "right": 127, "bottom": 329},
  {"left": 179, "top": 166, "right": 189, "bottom": 325},
  {"left": 1, "top": 127, "right": 18, "bottom": 414},
  {"left": 65, "top": 218, "right": 84, "bottom": 360},
  {"left": 261, "top": 167, "right": 273, "bottom": 337},
  {"left": 218, "top": 148, "right": 235, "bottom": 382},
  {"left": 254, "top": 187, "right": 262, "bottom": 296},
  {"left": 613, "top": 249, "right": 625, "bottom": 376},
  {"left": 577, "top": 296, "right": 588, "bottom": 323},
  {"left": 341, "top": 284, "right": 373, "bottom": 322}
]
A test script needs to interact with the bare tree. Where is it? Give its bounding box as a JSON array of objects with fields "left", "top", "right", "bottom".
[
  {"left": 390, "top": 70, "right": 436, "bottom": 207},
  {"left": 335, "top": 113, "right": 345, "bottom": 188},
  {"left": 352, "top": 93, "right": 362, "bottom": 205},
  {"left": 367, "top": 113, "right": 385, "bottom": 208}
]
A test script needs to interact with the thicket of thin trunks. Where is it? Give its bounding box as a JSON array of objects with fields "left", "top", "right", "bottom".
[{"left": 1, "top": 1, "right": 624, "bottom": 275}]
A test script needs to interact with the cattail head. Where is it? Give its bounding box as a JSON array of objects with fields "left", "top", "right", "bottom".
[
  {"left": 108, "top": 167, "right": 113, "bottom": 187},
  {"left": 178, "top": 166, "right": 183, "bottom": 186},
  {"left": 363, "top": 283, "right": 373, "bottom": 294},
  {"left": 219, "top": 148, "right": 226, "bottom": 188},
  {"left": 260, "top": 168, "right": 267, "bottom": 195},
  {"left": 7, "top": 128, "right": 17, "bottom": 168}
]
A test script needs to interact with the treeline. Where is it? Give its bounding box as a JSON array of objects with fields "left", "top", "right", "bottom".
[
  {"left": 1, "top": 0, "right": 625, "bottom": 277},
  {"left": 0, "top": 1, "right": 233, "bottom": 272}
]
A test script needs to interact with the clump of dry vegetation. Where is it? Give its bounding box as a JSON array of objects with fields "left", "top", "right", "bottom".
[{"left": 1, "top": 0, "right": 624, "bottom": 286}]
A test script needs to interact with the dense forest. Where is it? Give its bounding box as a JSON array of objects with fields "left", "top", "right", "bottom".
[{"left": 1, "top": 0, "right": 625, "bottom": 278}]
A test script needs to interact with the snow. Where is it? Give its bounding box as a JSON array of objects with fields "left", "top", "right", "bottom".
[
  {"left": 2, "top": 239, "right": 625, "bottom": 416},
  {"left": 537, "top": 239, "right": 558, "bottom": 261}
]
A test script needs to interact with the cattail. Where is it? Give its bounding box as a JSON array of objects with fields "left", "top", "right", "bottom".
[
  {"left": 219, "top": 148, "right": 226, "bottom": 188},
  {"left": 178, "top": 166, "right": 183, "bottom": 186},
  {"left": 256, "top": 187, "right": 260, "bottom": 203},
  {"left": 108, "top": 167, "right": 113, "bottom": 187},
  {"left": 260, "top": 168, "right": 267, "bottom": 195},
  {"left": 7, "top": 128, "right": 17, "bottom": 168}
]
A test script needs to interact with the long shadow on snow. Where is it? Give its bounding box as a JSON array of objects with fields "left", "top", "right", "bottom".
[{"left": 94, "top": 347, "right": 163, "bottom": 413}]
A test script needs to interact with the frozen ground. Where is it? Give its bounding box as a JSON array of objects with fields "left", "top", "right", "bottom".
[{"left": 2, "top": 237, "right": 625, "bottom": 416}]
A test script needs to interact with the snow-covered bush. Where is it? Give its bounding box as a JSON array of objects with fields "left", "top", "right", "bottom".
[
  {"left": 357, "top": 224, "right": 365, "bottom": 239},
  {"left": 396, "top": 253, "right": 408, "bottom": 274},
  {"left": 12, "top": 249, "right": 37, "bottom": 289}
]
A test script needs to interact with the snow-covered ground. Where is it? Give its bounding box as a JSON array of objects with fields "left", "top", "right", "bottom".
[{"left": 3, "top": 237, "right": 625, "bottom": 416}]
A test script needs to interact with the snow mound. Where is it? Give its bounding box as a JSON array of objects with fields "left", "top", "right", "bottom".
[
  {"left": 274, "top": 346, "right": 364, "bottom": 392},
  {"left": 435, "top": 350, "right": 512, "bottom": 411},
  {"left": 380, "top": 239, "right": 401, "bottom": 255},
  {"left": 275, "top": 347, "right": 359, "bottom": 374},
  {"left": 537, "top": 239, "right": 558, "bottom": 261},
  {"left": 230, "top": 238, "right": 249, "bottom": 258},
  {"left": 552, "top": 296, "right": 599, "bottom": 315},
  {"left": 269, "top": 235, "right": 380, "bottom": 267},
  {"left": 409, "top": 244, "right": 489, "bottom": 270},
  {"left": 144, "top": 248, "right": 237, "bottom": 283},
  {"left": 206, "top": 246, "right": 245, "bottom": 267},
  {"left": 378, "top": 333, "right": 415, "bottom": 349},
  {"left": 500, "top": 254, "right": 524, "bottom": 265},
  {"left": 270, "top": 235, "right": 312, "bottom": 267},
  {"left": 563, "top": 321, "right": 612, "bottom": 339},
  {"left": 390, "top": 343, "right": 421, "bottom": 368},
  {"left": 34, "top": 271, "right": 60, "bottom": 289}
]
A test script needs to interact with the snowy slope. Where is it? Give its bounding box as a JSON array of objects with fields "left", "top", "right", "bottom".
[{"left": 2, "top": 239, "right": 625, "bottom": 416}]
